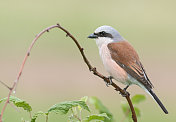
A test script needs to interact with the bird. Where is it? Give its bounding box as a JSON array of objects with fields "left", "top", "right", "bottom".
[{"left": 88, "top": 25, "right": 168, "bottom": 114}]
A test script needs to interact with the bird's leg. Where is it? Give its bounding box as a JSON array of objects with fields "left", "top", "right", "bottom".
[
  {"left": 123, "top": 85, "right": 129, "bottom": 91},
  {"left": 104, "top": 76, "right": 113, "bottom": 87}
]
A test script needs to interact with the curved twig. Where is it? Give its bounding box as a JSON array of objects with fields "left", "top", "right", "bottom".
[
  {"left": 0, "top": 24, "right": 137, "bottom": 122},
  {"left": 57, "top": 24, "right": 137, "bottom": 122},
  {"left": 0, "top": 25, "right": 58, "bottom": 121}
]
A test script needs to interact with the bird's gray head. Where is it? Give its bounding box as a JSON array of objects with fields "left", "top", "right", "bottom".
[{"left": 88, "top": 25, "right": 124, "bottom": 41}]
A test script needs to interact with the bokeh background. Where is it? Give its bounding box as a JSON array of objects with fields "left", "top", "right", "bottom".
[{"left": 0, "top": 0, "right": 176, "bottom": 121}]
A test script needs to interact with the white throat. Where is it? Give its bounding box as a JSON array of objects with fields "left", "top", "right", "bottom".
[
  {"left": 95, "top": 37, "right": 114, "bottom": 49},
  {"left": 95, "top": 37, "right": 124, "bottom": 49}
]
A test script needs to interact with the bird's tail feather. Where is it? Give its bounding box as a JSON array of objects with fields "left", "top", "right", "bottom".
[{"left": 148, "top": 89, "right": 168, "bottom": 114}]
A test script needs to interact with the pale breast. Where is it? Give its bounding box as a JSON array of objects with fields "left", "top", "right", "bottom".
[{"left": 99, "top": 44, "right": 128, "bottom": 84}]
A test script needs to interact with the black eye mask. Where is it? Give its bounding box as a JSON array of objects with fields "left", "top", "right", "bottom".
[{"left": 94, "top": 31, "right": 113, "bottom": 38}]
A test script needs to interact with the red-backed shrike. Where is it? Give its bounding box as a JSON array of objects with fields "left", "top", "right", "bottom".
[{"left": 88, "top": 25, "right": 168, "bottom": 114}]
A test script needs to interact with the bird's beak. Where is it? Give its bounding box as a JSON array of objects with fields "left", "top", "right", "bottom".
[{"left": 88, "top": 33, "right": 98, "bottom": 39}]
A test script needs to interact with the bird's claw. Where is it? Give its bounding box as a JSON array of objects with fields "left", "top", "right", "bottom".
[
  {"left": 104, "top": 76, "right": 113, "bottom": 87},
  {"left": 119, "top": 85, "right": 130, "bottom": 97},
  {"left": 119, "top": 90, "right": 130, "bottom": 97}
]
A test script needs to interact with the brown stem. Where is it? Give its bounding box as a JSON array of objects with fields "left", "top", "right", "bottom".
[
  {"left": 0, "top": 24, "right": 137, "bottom": 122},
  {"left": 46, "top": 115, "right": 48, "bottom": 122},
  {"left": 0, "top": 25, "right": 59, "bottom": 122}
]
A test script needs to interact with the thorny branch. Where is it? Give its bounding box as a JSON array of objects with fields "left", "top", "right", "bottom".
[
  {"left": 0, "top": 24, "right": 137, "bottom": 122},
  {"left": 0, "top": 25, "right": 59, "bottom": 122}
]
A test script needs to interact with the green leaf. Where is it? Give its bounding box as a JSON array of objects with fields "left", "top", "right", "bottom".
[
  {"left": 85, "top": 113, "right": 110, "bottom": 122},
  {"left": 131, "top": 95, "right": 146, "bottom": 104},
  {"left": 121, "top": 98, "right": 142, "bottom": 121},
  {"left": 121, "top": 102, "right": 129, "bottom": 116},
  {"left": 0, "top": 96, "right": 32, "bottom": 112},
  {"left": 89, "top": 97, "right": 113, "bottom": 122},
  {"left": 126, "top": 107, "right": 141, "bottom": 122},
  {"left": 80, "top": 96, "right": 88, "bottom": 102},
  {"left": 48, "top": 100, "right": 90, "bottom": 114},
  {"left": 78, "top": 96, "right": 89, "bottom": 110},
  {"left": 134, "top": 107, "right": 141, "bottom": 117},
  {"left": 31, "top": 111, "right": 45, "bottom": 122}
]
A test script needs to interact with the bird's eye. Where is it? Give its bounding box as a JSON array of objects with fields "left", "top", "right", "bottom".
[{"left": 99, "top": 31, "right": 106, "bottom": 36}]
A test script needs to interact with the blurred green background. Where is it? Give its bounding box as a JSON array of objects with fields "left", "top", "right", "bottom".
[{"left": 0, "top": 0, "right": 176, "bottom": 121}]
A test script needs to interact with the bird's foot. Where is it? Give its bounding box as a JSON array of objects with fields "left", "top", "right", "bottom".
[
  {"left": 119, "top": 90, "right": 130, "bottom": 97},
  {"left": 104, "top": 76, "right": 113, "bottom": 87},
  {"left": 119, "top": 85, "right": 130, "bottom": 97}
]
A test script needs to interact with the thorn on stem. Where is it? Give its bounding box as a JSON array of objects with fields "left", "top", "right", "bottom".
[
  {"left": 56, "top": 23, "right": 60, "bottom": 27},
  {"left": 66, "top": 34, "right": 69, "bottom": 37},
  {"left": 27, "top": 52, "right": 30, "bottom": 56},
  {"left": 81, "top": 48, "right": 84, "bottom": 51},
  {"left": 46, "top": 29, "right": 49, "bottom": 32},
  {"left": 91, "top": 67, "right": 96, "bottom": 72}
]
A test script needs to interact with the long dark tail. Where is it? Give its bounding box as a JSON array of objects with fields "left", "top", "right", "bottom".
[{"left": 148, "top": 89, "right": 168, "bottom": 114}]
